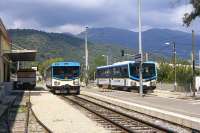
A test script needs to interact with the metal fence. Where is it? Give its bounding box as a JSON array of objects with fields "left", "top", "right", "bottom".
[{"left": 157, "top": 82, "right": 193, "bottom": 93}]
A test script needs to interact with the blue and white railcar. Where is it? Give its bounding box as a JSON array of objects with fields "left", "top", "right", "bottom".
[
  {"left": 45, "top": 62, "right": 80, "bottom": 94},
  {"left": 96, "top": 61, "right": 157, "bottom": 92}
]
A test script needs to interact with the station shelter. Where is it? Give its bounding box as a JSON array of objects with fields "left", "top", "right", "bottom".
[{"left": 0, "top": 18, "right": 36, "bottom": 89}]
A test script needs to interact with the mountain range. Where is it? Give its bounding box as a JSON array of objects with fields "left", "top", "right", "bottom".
[
  {"left": 8, "top": 29, "right": 127, "bottom": 66},
  {"left": 7, "top": 27, "right": 200, "bottom": 67},
  {"left": 78, "top": 27, "right": 200, "bottom": 59}
]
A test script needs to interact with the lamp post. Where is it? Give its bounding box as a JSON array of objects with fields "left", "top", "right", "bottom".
[
  {"left": 102, "top": 55, "right": 109, "bottom": 65},
  {"left": 85, "top": 26, "right": 89, "bottom": 86},
  {"left": 165, "top": 42, "right": 177, "bottom": 91},
  {"left": 138, "top": 0, "right": 143, "bottom": 96}
]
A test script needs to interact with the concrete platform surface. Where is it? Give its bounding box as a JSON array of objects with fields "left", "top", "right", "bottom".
[
  {"left": 81, "top": 87, "right": 200, "bottom": 130},
  {"left": 31, "top": 92, "right": 109, "bottom": 133}
]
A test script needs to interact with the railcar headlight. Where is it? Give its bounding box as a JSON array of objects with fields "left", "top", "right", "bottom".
[
  {"left": 73, "top": 80, "right": 79, "bottom": 85},
  {"left": 150, "top": 81, "right": 156, "bottom": 86},
  {"left": 54, "top": 81, "right": 60, "bottom": 86},
  {"left": 131, "top": 81, "right": 136, "bottom": 86}
]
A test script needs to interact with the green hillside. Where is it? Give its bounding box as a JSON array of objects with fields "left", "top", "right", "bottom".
[{"left": 8, "top": 29, "right": 132, "bottom": 77}]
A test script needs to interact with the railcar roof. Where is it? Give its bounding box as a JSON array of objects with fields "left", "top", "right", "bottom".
[
  {"left": 97, "top": 61, "right": 156, "bottom": 69},
  {"left": 51, "top": 62, "right": 80, "bottom": 67}
]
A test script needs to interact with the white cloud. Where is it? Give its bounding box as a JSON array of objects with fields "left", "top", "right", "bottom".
[
  {"left": 131, "top": 25, "right": 153, "bottom": 32},
  {"left": 1, "top": 0, "right": 199, "bottom": 34},
  {"left": 45, "top": 24, "right": 84, "bottom": 34},
  {"left": 170, "top": 4, "right": 193, "bottom": 24},
  {"left": 7, "top": 19, "right": 40, "bottom": 29},
  {"left": 32, "top": 0, "right": 107, "bottom": 9}
]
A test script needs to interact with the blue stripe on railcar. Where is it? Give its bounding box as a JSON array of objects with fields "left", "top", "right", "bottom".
[{"left": 51, "top": 62, "right": 80, "bottom": 67}]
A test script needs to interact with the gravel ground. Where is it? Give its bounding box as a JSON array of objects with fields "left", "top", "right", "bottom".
[
  {"left": 0, "top": 92, "right": 49, "bottom": 133},
  {"left": 31, "top": 92, "right": 110, "bottom": 133}
]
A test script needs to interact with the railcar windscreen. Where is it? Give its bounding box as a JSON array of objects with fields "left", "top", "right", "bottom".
[
  {"left": 53, "top": 66, "right": 80, "bottom": 79},
  {"left": 129, "top": 63, "right": 156, "bottom": 79}
]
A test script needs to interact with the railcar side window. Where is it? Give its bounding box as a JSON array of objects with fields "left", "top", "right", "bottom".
[
  {"left": 97, "top": 65, "right": 129, "bottom": 79},
  {"left": 120, "top": 65, "right": 129, "bottom": 78},
  {"left": 113, "top": 67, "right": 121, "bottom": 78},
  {"left": 129, "top": 63, "right": 139, "bottom": 78}
]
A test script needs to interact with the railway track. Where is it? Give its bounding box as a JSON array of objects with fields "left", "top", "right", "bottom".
[
  {"left": 61, "top": 95, "right": 173, "bottom": 133},
  {"left": 80, "top": 94, "right": 195, "bottom": 133},
  {"left": 0, "top": 91, "right": 52, "bottom": 133}
]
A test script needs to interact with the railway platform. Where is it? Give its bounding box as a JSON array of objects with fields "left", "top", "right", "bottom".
[
  {"left": 30, "top": 91, "right": 109, "bottom": 133},
  {"left": 81, "top": 86, "right": 200, "bottom": 131},
  {"left": 0, "top": 87, "right": 16, "bottom": 119}
]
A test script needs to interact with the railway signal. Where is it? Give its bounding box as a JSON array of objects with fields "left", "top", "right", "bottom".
[
  {"left": 121, "top": 50, "right": 125, "bottom": 56},
  {"left": 134, "top": 54, "right": 142, "bottom": 60}
]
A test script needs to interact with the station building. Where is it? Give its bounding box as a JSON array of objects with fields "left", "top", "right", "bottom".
[{"left": 0, "top": 18, "right": 11, "bottom": 82}]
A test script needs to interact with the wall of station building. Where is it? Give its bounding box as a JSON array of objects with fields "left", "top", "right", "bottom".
[{"left": 0, "top": 19, "right": 11, "bottom": 83}]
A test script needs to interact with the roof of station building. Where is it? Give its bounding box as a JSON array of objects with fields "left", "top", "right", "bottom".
[{"left": 3, "top": 49, "right": 37, "bottom": 61}]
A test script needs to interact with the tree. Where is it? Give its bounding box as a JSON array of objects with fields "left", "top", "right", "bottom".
[
  {"left": 38, "top": 57, "right": 64, "bottom": 76},
  {"left": 183, "top": 0, "right": 200, "bottom": 26},
  {"left": 88, "top": 55, "right": 106, "bottom": 80}
]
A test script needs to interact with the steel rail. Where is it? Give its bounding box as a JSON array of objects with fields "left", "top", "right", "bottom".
[
  {"left": 62, "top": 95, "right": 166, "bottom": 133},
  {"left": 80, "top": 94, "right": 180, "bottom": 132},
  {"left": 25, "top": 90, "right": 52, "bottom": 133},
  {"left": 30, "top": 108, "right": 53, "bottom": 133}
]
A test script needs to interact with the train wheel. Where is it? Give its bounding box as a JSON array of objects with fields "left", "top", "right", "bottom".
[
  {"left": 76, "top": 87, "right": 80, "bottom": 95},
  {"left": 52, "top": 89, "right": 56, "bottom": 94},
  {"left": 122, "top": 87, "right": 129, "bottom": 91},
  {"left": 76, "top": 90, "right": 80, "bottom": 95}
]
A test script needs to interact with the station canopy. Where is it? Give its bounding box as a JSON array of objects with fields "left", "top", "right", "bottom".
[{"left": 3, "top": 49, "right": 37, "bottom": 61}]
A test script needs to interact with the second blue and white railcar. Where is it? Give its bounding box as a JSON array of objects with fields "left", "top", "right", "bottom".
[{"left": 96, "top": 61, "right": 157, "bottom": 92}]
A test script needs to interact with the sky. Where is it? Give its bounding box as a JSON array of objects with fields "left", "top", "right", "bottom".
[{"left": 0, "top": 0, "right": 199, "bottom": 34}]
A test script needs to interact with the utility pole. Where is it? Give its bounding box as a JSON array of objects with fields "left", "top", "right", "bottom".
[
  {"left": 138, "top": 0, "right": 143, "bottom": 96},
  {"left": 199, "top": 50, "right": 200, "bottom": 67},
  {"left": 102, "top": 55, "right": 109, "bottom": 65},
  {"left": 145, "top": 53, "right": 148, "bottom": 61},
  {"left": 85, "top": 26, "right": 89, "bottom": 86},
  {"left": 192, "top": 30, "right": 195, "bottom": 96},
  {"left": 106, "top": 55, "right": 109, "bottom": 65},
  {"left": 108, "top": 47, "right": 112, "bottom": 65},
  {"left": 173, "top": 42, "right": 177, "bottom": 91}
]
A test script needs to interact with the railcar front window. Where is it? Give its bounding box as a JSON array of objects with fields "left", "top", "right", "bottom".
[
  {"left": 129, "top": 63, "right": 156, "bottom": 79},
  {"left": 53, "top": 66, "right": 80, "bottom": 79},
  {"left": 143, "top": 64, "right": 156, "bottom": 79}
]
